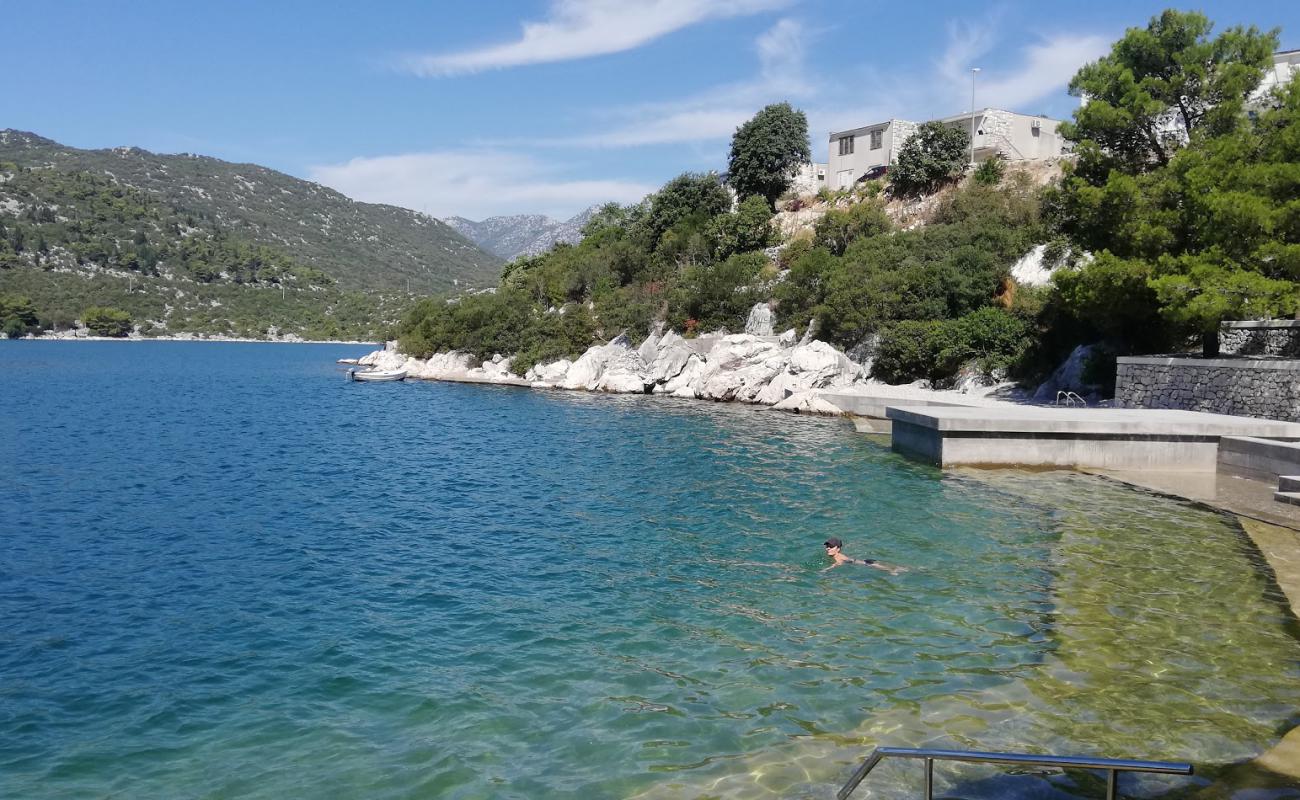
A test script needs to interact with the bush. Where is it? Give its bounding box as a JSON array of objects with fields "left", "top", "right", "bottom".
[
  {"left": 972, "top": 156, "right": 1005, "bottom": 186},
  {"left": 889, "top": 121, "right": 970, "bottom": 196},
  {"left": 82, "top": 306, "right": 133, "bottom": 337},
  {"left": 707, "top": 195, "right": 775, "bottom": 260},
  {"left": 0, "top": 292, "right": 39, "bottom": 337},
  {"left": 668, "top": 252, "right": 767, "bottom": 333},
  {"left": 812, "top": 200, "right": 891, "bottom": 256},
  {"left": 872, "top": 308, "right": 1030, "bottom": 384},
  {"left": 872, "top": 320, "right": 949, "bottom": 383}
]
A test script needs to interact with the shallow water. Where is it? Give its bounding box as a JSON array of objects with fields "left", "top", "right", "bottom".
[{"left": 1, "top": 341, "right": 1297, "bottom": 799}]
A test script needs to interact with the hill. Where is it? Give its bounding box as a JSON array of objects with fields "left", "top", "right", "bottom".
[
  {"left": 0, "top": 130, "right": 501, "bottom": 293},
  {"left": 444, "top": 206, "right": 597, "bottom": 261}
]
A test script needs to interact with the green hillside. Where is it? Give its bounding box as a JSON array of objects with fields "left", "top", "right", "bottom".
[{"left": 0, "top": 130, "right": 501, "bottom": 293}]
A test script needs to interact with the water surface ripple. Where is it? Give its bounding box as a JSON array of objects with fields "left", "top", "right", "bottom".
[{"left": 1, "top": 342, "right": 1296, "bottom": 799}]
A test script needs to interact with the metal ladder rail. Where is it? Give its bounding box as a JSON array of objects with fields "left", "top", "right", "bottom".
[{"left": 837, "top": 747, "right": 1193, "bottom": 800}]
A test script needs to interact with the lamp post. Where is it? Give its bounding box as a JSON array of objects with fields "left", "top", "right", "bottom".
[{"left": 970, "top": 67, "right": 980, "bottom": 167}]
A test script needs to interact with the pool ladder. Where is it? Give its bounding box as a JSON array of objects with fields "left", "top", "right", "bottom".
[{"left": 837, "top": 747, "right": 1192, "bottom": 800}]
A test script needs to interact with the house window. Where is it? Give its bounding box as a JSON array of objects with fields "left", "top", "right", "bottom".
[
  {"left": 870, "top": 130, "right": 882, "bottom": 149},
  {"left": 838, "top": 135, "right": 855, "bottom": 156}
]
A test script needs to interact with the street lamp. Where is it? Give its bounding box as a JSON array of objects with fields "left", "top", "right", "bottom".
[{"left": 970, "top": 67, "right": 981, "bottom": 167}]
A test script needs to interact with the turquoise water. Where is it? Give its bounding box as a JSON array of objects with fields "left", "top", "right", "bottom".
[{"left": 1, "top": 342, "right": 1298, "bottom": 799}]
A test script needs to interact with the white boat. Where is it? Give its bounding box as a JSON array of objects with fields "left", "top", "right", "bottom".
[{"left": 347, "top": 368, "right": 406, "bottom": 382}]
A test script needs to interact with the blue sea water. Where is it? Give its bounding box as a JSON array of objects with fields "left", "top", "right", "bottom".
[{"left": 1, "top": 341, "right": 1296, "bottom": 799}]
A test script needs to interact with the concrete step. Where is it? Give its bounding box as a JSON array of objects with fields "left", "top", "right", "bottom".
[
  {"left": 1275, "top": 491, "right": 1300, "bottom": 507},
  {"left": 1220, "top": 436, "right": 1300, "bottom": 478},
  {"left": 1281, "top": 475, "right": 1300, "bottom": 492}
]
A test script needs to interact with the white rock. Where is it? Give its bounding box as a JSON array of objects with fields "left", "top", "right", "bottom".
[
  {"left": 778, "top": 328, "right": 797, "bottom": 347},
  {"left": 772, "top": 390, "right": 847, "bottom": 415},
  {"left": 744, "top": 302, "right": 774, "bottom": 336}
]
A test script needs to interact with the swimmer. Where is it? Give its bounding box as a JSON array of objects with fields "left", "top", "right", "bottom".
[{"left": 823, "top": 537, "right": 906, "bottom": 575}]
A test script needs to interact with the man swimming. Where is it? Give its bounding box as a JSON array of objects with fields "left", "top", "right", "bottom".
[{"left": 823, "top": 537, "right": 906, "bottom": 575}]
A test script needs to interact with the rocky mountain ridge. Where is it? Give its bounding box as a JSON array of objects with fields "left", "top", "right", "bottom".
[
  {"left": 444, "top": 206, "right": 597, "bottom": 261},
  {"left": 0, "top": 130, "right": 501, "bottom": 293}
]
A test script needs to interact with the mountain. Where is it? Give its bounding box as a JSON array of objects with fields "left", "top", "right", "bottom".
[
  {"left": 444, "top": 206, "right": 597, "bottom": 261},
  {"left": 0, "top": 130, "right": 502, "bottom": 293}
]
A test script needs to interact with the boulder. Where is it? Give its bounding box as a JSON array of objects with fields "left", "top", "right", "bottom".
[
  {"left": 744, "top": 302, "right": 774, "bottom": 336},
  {"left": 772, "top": 390, "right": 849, "bottom": 415}
]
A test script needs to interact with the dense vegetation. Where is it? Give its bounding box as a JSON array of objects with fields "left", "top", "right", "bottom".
[
  {"left": 397, "top": 9, "right": 1299, "bottom": 392},
  {"left": 0, "top": 130, "right": 501, "bottom": 293},
  {"left": 0, "top": 163, "right": 407, "bottom": 339},
  {"left": 1045, "top": 10, "right": 1297, "bottom": 357}
]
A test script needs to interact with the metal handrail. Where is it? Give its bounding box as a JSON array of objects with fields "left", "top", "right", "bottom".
[
  {"left": 837, "top": 747, "right": 1192, "bottom": 800},
  {"left": 1056, "top": 390, "right": 1088, "bottom": 407}
]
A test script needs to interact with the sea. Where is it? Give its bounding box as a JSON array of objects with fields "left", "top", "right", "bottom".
[{"left": 2, "top": 341, "right": 1298, "bottom": 799}]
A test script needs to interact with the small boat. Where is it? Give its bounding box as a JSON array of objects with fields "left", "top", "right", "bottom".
[{"left": 347, "top": 368, "right": 406, "bottom": 382}]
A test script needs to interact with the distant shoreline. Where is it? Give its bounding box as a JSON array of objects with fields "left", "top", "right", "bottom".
[{"left": 10, "top": 335, "right": 379, "bottom": 346}]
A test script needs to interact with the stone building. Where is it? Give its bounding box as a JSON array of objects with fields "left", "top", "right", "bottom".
[{"left": 826, "top": 109, "right": 1063, "bottom": 187}]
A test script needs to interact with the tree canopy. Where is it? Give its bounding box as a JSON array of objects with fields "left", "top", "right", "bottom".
[
  {"left": 727, "top": 103, "right": 811, "bottom": 207},
  {"left": 889, "top": 122, "right": 970, "bottom": 196},
  {"left": 1048, "top": 9, "right": 1296, "bottom": 354}
]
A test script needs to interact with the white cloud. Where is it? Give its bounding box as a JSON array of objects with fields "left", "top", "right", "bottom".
[
  {"left": 400, "top": 0, "right": 788, "bottom": 76},
  {"left": 520, "top": 17, "right": 816, "bottom": 149},
  {"left": 308, "top": 150, "right": 655, "bottom": 220},
  {"left": 934, "top": 21, "right": 1110, "bottom": 112}
]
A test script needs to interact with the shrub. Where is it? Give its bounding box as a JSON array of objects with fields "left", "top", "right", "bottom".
[
  {"left": 872, "top": 320, "right": 949, "bottom": 383},
  {"left": 972, "top": 156, "right": 1005, "bottom": 186},
  {"left": 889, "top": 121, "right": 970, "bottom": 196},
  {"left": 668, "top": 252, "right": 767, "bottom": 333},
  {"left": 0, "top": 292, "right": 40, "bottom": 337},
  {"left": 707, "top": 195, "right": 775, "bottom": 260},
  {"left": 812, "top": 200, "right": 892, "bottom": 256},
  {"left": 82, "top": 306, "right": 133, "bottom": 337}
]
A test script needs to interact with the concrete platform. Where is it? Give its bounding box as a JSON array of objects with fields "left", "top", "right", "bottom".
[
  {"left": 1218, "top": 436, "right": 1300, "bottom": 478},
  {"left": 886, "top": 406, "right": 1300, "bottom": 470}
]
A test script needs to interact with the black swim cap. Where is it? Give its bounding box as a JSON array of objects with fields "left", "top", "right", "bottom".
[{"left": 824, "top": 538, "right": 843, "bottom": 549}]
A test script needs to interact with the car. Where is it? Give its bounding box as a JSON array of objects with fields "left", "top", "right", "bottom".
[{"left": 856, "top": 165, "right": 888, "bottom": 182}]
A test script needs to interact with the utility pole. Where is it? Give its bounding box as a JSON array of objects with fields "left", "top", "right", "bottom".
[{"left": 970, "top": 67, "right": 981, "bottom": 167}]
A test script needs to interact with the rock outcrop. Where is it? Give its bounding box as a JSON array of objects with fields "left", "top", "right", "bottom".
[{"left": 363, "top": 330, "right": 870, "bottom": 414}]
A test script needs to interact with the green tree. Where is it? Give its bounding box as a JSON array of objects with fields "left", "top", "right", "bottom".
[
  {"left": 706, "top": 195, "right": 775, "bottom": 260},
  {"left": 0, "top": 292, "right": 40, "bottom": 338},
  {"left": 726, "top": 102, "right": 812, "bottom": 207},
  {"left": 1049, "top": 11, "right": 1294, "bottom": 355},
  {"left": 1061, "top": 9, "right": 1277, "bottom": 177},
  {"left": 889, "top": 122, "right": 970, "bottom": 195},
  {"left": 813, "top": 199, "right": 892, "bottom": 256},
  {"left": 82, "top": 306, "right": 133, "bottom": 337},
  {"left": 641, "top": 172, "right": 731, "bottom": 248}
]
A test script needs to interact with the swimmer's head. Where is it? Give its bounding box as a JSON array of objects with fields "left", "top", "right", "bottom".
[{"left": 824, "top": 537, "right": 843, "bottom": 552}]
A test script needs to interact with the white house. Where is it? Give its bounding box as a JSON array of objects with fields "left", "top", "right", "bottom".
[
  {"left": 1254, "top": 49, "right": 1300, "bottom": 103},
  {"left": 826, "top": 119, "right": 918, "bottom": 189},
  {"left": 790, "top": 162, "right": 828, "bottom": 194},
  {"left": 826, "top": 110, "right": 1064, "bottom": 187},
  {"left": 935, "top": 108, "right": 1066, "bottom": 163}
]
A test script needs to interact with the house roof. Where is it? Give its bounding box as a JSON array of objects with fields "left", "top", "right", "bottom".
[{"left": 828, "top": 118, "right": 914, "bottom": 140}]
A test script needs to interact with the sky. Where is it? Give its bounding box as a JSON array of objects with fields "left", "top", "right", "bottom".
[{"left": 4, "top": 1, "right": 1298, "bottom": 221}]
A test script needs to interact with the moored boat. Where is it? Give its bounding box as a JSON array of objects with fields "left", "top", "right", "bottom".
[{"left": 347, "top": 368, "right": 406, "bottom": 382}]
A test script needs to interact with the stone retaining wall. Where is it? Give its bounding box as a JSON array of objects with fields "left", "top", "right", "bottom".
[
  {"left": 1221, "top": 320, "right": 1300, "bottom": 357},
  {"left": 1116, "top": 356, "right": 1300, "bottom": 422}
]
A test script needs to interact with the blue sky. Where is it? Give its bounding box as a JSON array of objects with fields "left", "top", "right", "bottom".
[{"left": 5, "top": 1, "right": 1298, "bottom": 220}]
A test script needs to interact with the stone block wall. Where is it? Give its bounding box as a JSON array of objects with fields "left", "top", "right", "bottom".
[
  {"left": 1116, "top": 356, "right": 1300, "bottom": 422},
  {"left": 1221, "top": 320, "right": 1300, "bottom": 357}
]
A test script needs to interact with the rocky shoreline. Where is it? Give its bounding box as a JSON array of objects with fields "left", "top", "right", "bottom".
[{"left": 358, "top": 327, "right": 899, "bottom": 415}]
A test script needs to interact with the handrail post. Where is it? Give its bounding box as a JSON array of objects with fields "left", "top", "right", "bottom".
[
  {"left": 1106, "top": 768, "right": 1118, "bottom": 800},
  {"left": 924, "top": 758, "right": 934, "bottom": 800}
]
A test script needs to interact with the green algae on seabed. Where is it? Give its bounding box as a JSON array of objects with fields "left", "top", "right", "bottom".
[{"left": 629, "top": 472, "right": 1300, "bottom": 799}]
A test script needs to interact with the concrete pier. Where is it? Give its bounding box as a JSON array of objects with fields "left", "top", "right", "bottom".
[{"left": 886, "top": 406, "right": 1300, "bottom": 470}]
